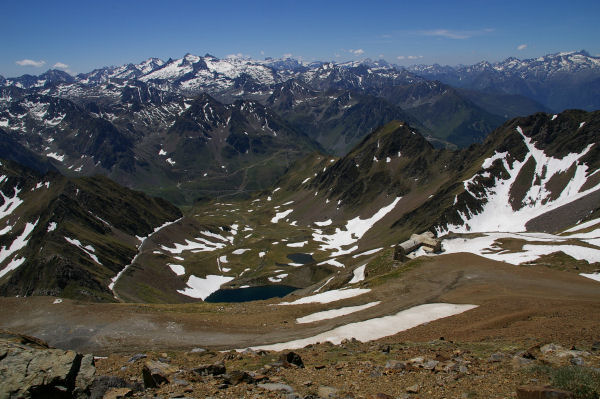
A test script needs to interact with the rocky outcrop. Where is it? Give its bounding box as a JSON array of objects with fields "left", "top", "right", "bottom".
[{"left": 0, "top": 332, "right": 95, "bottom": 399}]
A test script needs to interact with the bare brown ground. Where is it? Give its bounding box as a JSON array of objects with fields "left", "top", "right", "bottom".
[{"left": 1, "top": 253, "right": 599, "bottom": 355}]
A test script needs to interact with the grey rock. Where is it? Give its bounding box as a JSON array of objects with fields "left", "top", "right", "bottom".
[
  {"left": 406, "top": 384, "right": 420, "bottom": 393},
  {"left": 423, "top": 360, "right": 439, "bottom": 370},
  {"left": 317, "top": 385, "right": 339, "bottom": 398},
  {"left": 489, "top": 352, "right": 504, "bottom": 362},
  {"left": 142, "top": 360, "right": 178, "bottom": 388},
  {"left": 258, "top": 382, "right": 295, "bottom": 393},
  {"left": 189, "top": 347, "right": 206, "bottom": 353},
  {"left": 511, "top": 355, "right": 534, "bottom": 369},
  {"left": 0, "top": 336, "right": 96, "bottom": 399},
  {"left": 193, "top": 362, "right": 226, "bottom": 376},
  {"left": 74, "top": 354, "right": 96, "bottom": 398},
  {"left": 384, "top": 360, "right": 406, "bottom": 370},
  {"left": 280, "top": 351, "right": 304, "bottom": 368},
  {"left": 224, "top": 370, "right": 254, "bottom": 385},
  {"left": 89, "top": 376, "right": 140, "bottom": 399},
  {"left": 570, "top": 357, "right": 585, "bottom": 366},
  {"left": 127, "top": 353, "right": 147, "bottom": 363}
]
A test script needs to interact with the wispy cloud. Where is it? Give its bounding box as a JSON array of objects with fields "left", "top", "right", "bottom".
[
  {"left": 397, "top": 55, "right": 423, "bottom": 60},
  {"left": 226, "top": 53, "right": 250, "bottom": 59},
  {"left": 16, "top": 59, "right": 46, "bottom": 67},
  {"left": 517, "top": 44, "right": 527, "bottom": 51},
  {"left": 53, "top": 62, "right": 69, "bottom": 69},
  {"left": 283, "top": 53, "right": 293, "bottom": 59},
  {"left": 415, "top": 28, "right": 494, "bottom": 40},
  {"left": 349, "top": 49, "right": 365, "bottom": 55}
]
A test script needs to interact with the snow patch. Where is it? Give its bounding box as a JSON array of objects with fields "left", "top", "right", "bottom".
[
  {"left": 287, "top": 241, "right": 307, "bottom": 248},
  {"left": 271, "top": 209, "right": 293, "bottom": 223},
  {"left": 279, "top": 288, "right": 370, "bottom": 305},
  {"left": 177, "top": 274, "right": 234, "bottom": 300},
  {"left": 168, "top": 264, "right": 186, "bottom": 276},
  {"left": 314, "top": 219, "right": 332, "bottom": 227},
  {"left": 352, "top": 248, "right": 382, "bottom": 258},
  {"left": 232, "top": 248, "right": 250, "bottom": 255},
  {"left": 312, "top": 198, "right": 401, "bottom": 256},
  {"left": 296, "top": 301, "right": 380, "bottom": 324},
  {"left": 64, "top": 237, "right": 102, "bottom": 265},
  {"left": 348, "top": 265, "right": 367, "bottom": 284},
  {"left": 247, "top": 303, "right": 477, "bottom": 351}
]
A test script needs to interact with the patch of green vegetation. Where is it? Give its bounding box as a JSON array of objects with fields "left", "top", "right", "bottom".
[
  {"left": 366, "top": 255, "right": 428, "bottom": 287},
  {"left": 534, "top": 365, "right": 600, "bottom": 399},
  {"left": 522, "top": 252, "right": 600, "bottom": 274}
]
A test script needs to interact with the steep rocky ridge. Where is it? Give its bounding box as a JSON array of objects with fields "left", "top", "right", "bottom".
[{"left": 0, "top": 160, "right": 181, "bottom": 301}]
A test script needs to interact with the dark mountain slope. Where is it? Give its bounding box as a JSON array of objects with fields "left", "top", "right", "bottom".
[{"left": 0, "top": 160, "right": 181, "bottom": 301}]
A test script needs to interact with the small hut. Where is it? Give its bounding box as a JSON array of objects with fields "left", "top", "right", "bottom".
[{"left": 394, "top": 231, "right": 442, "bottom": 261}]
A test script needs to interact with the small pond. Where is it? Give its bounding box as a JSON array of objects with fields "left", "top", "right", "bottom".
[
  {"left": 204, "top": 285, "right": 297, "bottom": 303},
  {"left": 286, "top": 253, "right": 315, "bottom": 264}
]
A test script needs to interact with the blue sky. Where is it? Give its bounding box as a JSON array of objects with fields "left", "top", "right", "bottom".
[{"left": 1, "top": 0, "right": 599, "bottom": 77}]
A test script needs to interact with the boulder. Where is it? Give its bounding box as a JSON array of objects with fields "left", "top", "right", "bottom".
[
  {"left": 193, "top": 362, "right": 226, "bottom": 376},
  {"left": 142, "top": 360, "right": 178, "bottom": 388},
  {"left": 516, "top": 385, "right": 574, "bottom": 399},
  {"left": 89, "top": 376, "right": 141, "bottom": 399},
  {"left": 317, "top": 385, "right": 339, "bottom": 398},
  {"left": 257, "top": 382, "right": 294, "bottom": 393},
  {"left": 224, "top": 370, "right": 255, "bottom": 385},
  {"left": 280, "top": 351, "right": 304, "bottom": 368},
  {"left": 0, "top": 333, "right": 96, "bottom": 399},
  {"left": 384, "top": 359, "right": 407, "bottom": 370},
  {"left": 126, "top": 353, "right": 147, "bottom": 363}
]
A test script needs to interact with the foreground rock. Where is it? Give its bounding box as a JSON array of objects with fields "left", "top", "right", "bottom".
[
  {"left": 142, "top": 360, "right": 178, "bottom": 388},
  {"left": 0, "top": 331, "right": 95, "bottom": 398}
]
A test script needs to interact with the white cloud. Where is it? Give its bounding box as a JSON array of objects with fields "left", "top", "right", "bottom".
[
  {"left": 226, "top": 52, "right": 247, "bottom": 59},
  {"left": 349, "top": 49, "right": 365, "bottom": 55},
  {"left": 260, "top": 50, "right": 265, "bottom": 55},
  {"left": 283, "top": 53, "right": 293, "bottom": 59},
  {"left": 16, "top": 59, "right": 46, "bottom": 67},
  {"left": 416, "top": 28, "right": 494, "bottom": 40},
  {"left": 517, "top": 44, "right": 527, "bottom": 51},
  {"left": 53, "top": 62, "right": 69, "bottom": 69}
]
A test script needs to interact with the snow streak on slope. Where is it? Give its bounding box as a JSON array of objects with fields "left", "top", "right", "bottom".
[
  {"left": 0, "top": 220, "right": 38, "bottom": 278},
  {"left": 442, "top": 228, "right": 600, "bottom": 264},
  {"left": 0, "top": 188, "right": 24, "bottom": 220},
  {"left": 109, "top": 217, "right": 182, "bottom": 294},
  {"left": 312, "top": 197, "right": 401, "bottom": 256},
  {"left": 438, "top": 127, "right": 598, "bottom": 234},
  {"left": 64, "top": 237, "right": 102, "bottom": 265}
]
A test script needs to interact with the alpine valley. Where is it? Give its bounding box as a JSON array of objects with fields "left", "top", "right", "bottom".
[{"left": 1, "top": 51, "right": 600, "bottom": 399}]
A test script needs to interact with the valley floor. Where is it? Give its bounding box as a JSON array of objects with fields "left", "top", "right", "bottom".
[{"left": 1, "top": 253, "right": 598, "bottom": 353}]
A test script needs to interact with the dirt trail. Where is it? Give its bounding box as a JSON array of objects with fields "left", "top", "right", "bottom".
[{"left": 1, "top": 253, "right": 599, "bottom": 355}]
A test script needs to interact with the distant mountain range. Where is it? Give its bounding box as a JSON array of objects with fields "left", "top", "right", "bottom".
[
  {"left": 0, "top": 50, "right": 597, "bottom": 203},
  {"left": 408, "top": 50, "right": 600, "bottom": 111}
]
